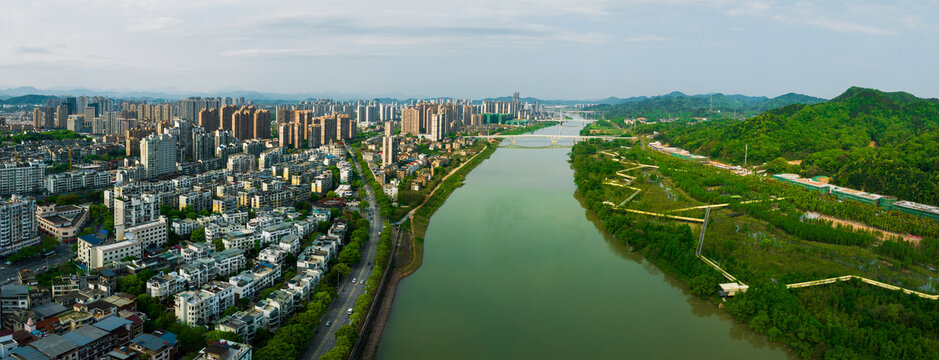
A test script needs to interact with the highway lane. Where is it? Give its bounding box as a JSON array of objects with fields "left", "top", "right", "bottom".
[
  {"left": 301, "top": 147, "right": 383, "bottom": 360},
  {"left": 0, "top": 244, "right": 74, "bottom": 285}
]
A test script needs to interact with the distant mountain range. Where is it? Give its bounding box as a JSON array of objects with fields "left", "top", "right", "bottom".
[
  {"left": 0, "top": 86, "right": 826, "bottom": 107},
  {"left": 583, "top": 91, "right": 827, "bottom": 119},
  {"left": 0, "top": 86, "right": 420, "bottom": 103}
]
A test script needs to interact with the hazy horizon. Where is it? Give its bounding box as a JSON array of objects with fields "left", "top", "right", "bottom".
[{"left": 2, "top": 0, "right": 937, "bottom": 100}]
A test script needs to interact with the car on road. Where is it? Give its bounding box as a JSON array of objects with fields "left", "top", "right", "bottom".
[
  {"left": 359, "top": 279, "right": 364, "bottom": 284},
  {"left": 347, "top": 308, "right": 353, "bottom": 315},
  {"left": 325, "top": 321, "right": 331, "bottom": 326},
  {"left": 352, "top": 278, "right": 356, "bottom": 283}
]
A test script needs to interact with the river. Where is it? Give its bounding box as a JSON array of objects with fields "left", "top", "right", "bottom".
[{"left": 376, "top": 121, "right": 791, "bottom": 359}]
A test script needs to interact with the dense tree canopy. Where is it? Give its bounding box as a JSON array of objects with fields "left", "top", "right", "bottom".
[{"left": 647, "top": 87, "right": 939, "bottom": 204}]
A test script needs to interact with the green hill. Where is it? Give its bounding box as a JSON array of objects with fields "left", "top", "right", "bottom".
[
  {"left": 586, "top": 91, "right": 825, "bottom": 119},
  {"left": 652, "top": 87, "right": 939, "bottom": 204},
  {"left": 0, "top": 94, "right": 59, "bottom": 106}
]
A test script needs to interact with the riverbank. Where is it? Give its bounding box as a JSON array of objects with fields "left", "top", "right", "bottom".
[
  {"left": 359, "top": 122, "right": 562, "bottom": 359},
  {"left": 497, "top": 120, "right": 557, "bottom": 135},
  {"left": 570, "top": 141, "right": 939, "bottom": 359},
  {"left": 377, "top": 122, "right": 791, "bottom": 360}
]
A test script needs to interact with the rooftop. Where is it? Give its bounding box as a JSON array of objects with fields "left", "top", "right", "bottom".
[
  {"left": 10, "top": 346, "right": 50, "bottom": 360},
  {"left": 78, "top": 235, "right": 105, "bottom": 246},
  {"left": 131, "top": 332, "right": 178, "bottom": 351},
  {"left": 62, "top": 325, "right": 108, "bottom": 347},
  {"left": 29, "top": 334, "right": 77, "bottom": 358},
  {"left": 93, "top": 315, "right": 132, "bottom": 332}
]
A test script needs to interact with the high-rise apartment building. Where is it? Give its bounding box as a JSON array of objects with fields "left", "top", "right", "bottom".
[
  {"left": 228, "top": 105, "right": 270, "bottom": 141},
  {"left": 192, "top": 127, "right": 216, "bottom": 162},
  {"left": 317, "top": 114, "right": 337, "bottom": 145},
  {"left": 141, "top": 133, "right": 177, "bottom": 179},
  {"left": 0, "top": 195, "right": 39, "bottom": 256},
  {"left": 220, "top": 105, "right": 238, "bottom": 134},
  {"left": 215, "top": 129, "right": 236, "bottom": 149},
  {"left": 382, "top": 122, "right": 397, "bottom": 167},
  {"left": 402, "top": 107, "right": 422, "bottom": 135},
  {"left": 55, "top": 105, "right": 68, "bottom": 128},
  {"left": 199, "top": 108, "right": 220, "bottom": 132},
  {"left": 0, "top": 161, "right": 45, "bottom": 195},
  {"left": 429, "top": 113, "right": 448, "bottom": 142},
  {"left": 126, "top": 127, "right": 155, "bottom": 157},
  {"left": 84, "top": 106, "right": 97, "bottom": 131},
  {"left": 32, "top": 108, "right": 43, "bottom": 129}
]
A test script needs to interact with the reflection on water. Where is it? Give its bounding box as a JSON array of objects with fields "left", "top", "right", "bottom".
[{"left": 377, "top": 121, "right": 792, "bottom": 360}]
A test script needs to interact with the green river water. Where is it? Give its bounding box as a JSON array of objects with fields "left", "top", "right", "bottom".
[{"left": 376, "top": 122, "right": 791, "bottom": 359}]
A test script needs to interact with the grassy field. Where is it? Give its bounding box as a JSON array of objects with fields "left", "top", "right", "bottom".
[
  {"left": 599, "top": 147, "right": 939, "bottom": 294},
  {"left": 580, "top": 118, "right": 632, "bottom": 136}
]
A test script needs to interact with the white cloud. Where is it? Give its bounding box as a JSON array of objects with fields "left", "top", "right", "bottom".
[
  {"left": 725, "top": 1, "right": 773, "bottom": 17},
  {"left": 624, "top": 35, "right": 671, "bottom": 43},
  {"left": 798, "top": 16, "right": 898, "bottom": 35},
  {"left": 126, "top": 17, "right": 182, "bottom": 32}
]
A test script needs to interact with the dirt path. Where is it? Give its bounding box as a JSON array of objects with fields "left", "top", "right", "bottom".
[{"left": 808, "top": 212, "right": 920, "bottom": 244}]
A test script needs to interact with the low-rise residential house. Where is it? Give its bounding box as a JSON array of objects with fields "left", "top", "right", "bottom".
[
  {"left": 213, "top": 249, "right": 246, "bottom": 277},
  {"left": 123, "top": 216, "right": 168, "bottom": 250},
  {"left": 258, "top": 246, "right": 287, "bottom": 265},
  {"left": 205, "top": 223, "right": 242, "bottom": 242},
  {"left": 174, "top": 282, "right": 234, "bottom": 327},
  {"left": 328, "top": 222, "right": 347, "bottom": 244},
  {"left": 216, "top": 309, "right": 263, "bottom": 343},
  {"left": 145, "top": 272, "right": 187, "bottom": 300},
  {"left": 277, "top": 234, "right": 301, "bottom": 254},
  {"left": 1, "top": 285, "right": 31, "bottom": 328},
  {"left": 259, "top": 223, "right": 296, "bottom": 246},
  {"left": 172, "top": 218, "right": 200, "bottom": 236},
  {"left": 227, "top": 263, "right": 281, "bottom": 301},
  {"left": 194, "top": 340, "right": 252, "bottom": 360},
  {"left": 286, "top": 269, "right": 323, "bottom": 302},
  {"left": 77, "top": 235, "right": 142, "bottom": 269},
  {"left": 128, "top": 331, "right": 177, "bottom": 360},
  {"left": 253, "top": 299, "right": 281, "bottom": 330},
  {"left": 221, "top": 229, "right": 258, "bottom": 252},
  {"left": 179, "top": 259, "right": 218, "bottom": 290},
  {"left": 180, "top": 241, "right": 215, "bottom": 262}
]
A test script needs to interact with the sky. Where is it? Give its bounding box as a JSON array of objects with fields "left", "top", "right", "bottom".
[{"left": 1, "top": 0, "right": 937, "bottom": 100}]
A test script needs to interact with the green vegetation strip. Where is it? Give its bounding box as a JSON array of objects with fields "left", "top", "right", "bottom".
[
  {"left": 497, "top": 121, "right": 557, "bottom": 135},
  {"left": 572, "top": 140, "right": 939, "bottom": 359},
  {"left": 318, "top": 223, "right": 394, "bottom": 360}
]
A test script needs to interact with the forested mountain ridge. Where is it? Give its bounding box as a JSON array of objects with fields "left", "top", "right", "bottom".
[
  {"left": 585, "top": 91, "right": 826, "bottom": 119},
  {"left": 651, "top": 87, "right": 939, "bottom": 205}
]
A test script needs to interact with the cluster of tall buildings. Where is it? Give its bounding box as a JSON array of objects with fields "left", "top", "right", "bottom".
[
  {"left": 354, "top": 102, "right": 398, "bottom": 125},
  {"left": 401, "top": 102, "right": 479, "bottom": 141},
  {"left": 198, "top": 105, "right": 272, "bottom": 141},
  {"left": 276, "top": 111, "right": 355, "bottom": 149}
]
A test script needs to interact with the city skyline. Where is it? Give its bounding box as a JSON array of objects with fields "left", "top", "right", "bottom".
[{"left": 3, "top": 0, "right": 938, "bottom": 100}]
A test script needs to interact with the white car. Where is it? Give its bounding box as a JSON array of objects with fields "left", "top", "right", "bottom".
[
  {"left": 360, "top": 279, "right": 365, "bottom": 284},
  {"left": 347, "top": 308, "right": 353, "bottom": 315}
]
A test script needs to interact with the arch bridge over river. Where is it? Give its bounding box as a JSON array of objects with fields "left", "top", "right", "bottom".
[{"left": 463, "top": 134, "right": 635, "bottom": 148}]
